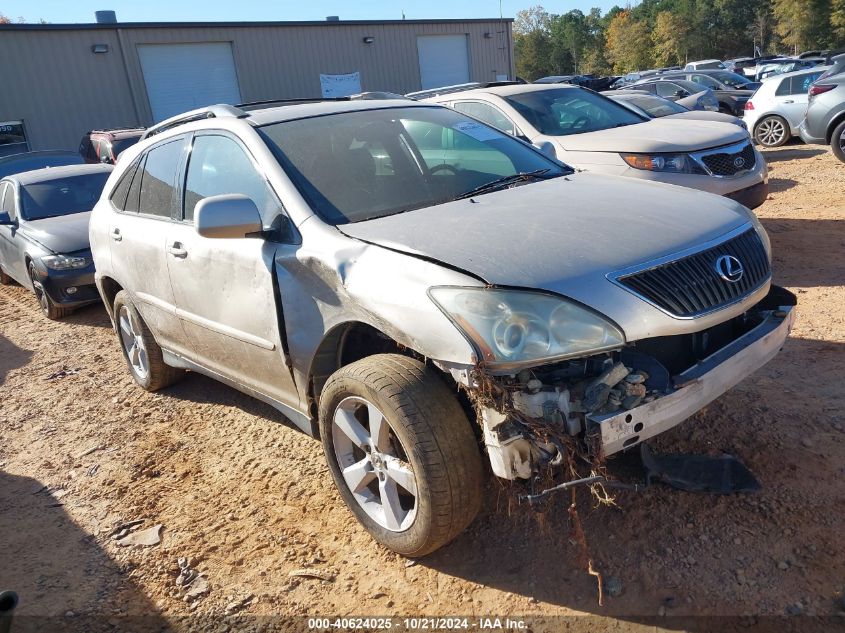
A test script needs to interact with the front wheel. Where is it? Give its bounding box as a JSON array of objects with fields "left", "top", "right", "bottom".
[
  {"left": 319, "top": 354, "right": 484, "bottom": 557},
  {"left": 29, "top": 263, "right": 71, "bottom": 320},
  {"left": 831, "top": 120, "right": 845, "bottom": 164},
  {"left": 754, "top": 116, "right": 789, "bottom": 147}
]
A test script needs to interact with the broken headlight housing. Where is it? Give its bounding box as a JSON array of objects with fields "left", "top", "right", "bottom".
[
  {"left": 41, "top": 254, "right": 92, "bottom": 270},
  {"left": 621, "top": 153, "right": 706, "bottom": 174},
  {"left": 429, "top": 287, "right": 625, "bottom": 367}
]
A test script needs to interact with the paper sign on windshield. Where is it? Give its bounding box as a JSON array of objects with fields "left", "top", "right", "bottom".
[{"left": 452, "top": 121, "right": 501, "bottom": 142}]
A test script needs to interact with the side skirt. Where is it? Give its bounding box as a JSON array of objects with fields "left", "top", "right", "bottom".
[{"left": 161, "top": 349, "right": 316, "bottom": 437}]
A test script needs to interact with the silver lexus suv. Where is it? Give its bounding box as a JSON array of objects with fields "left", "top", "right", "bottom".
[{"left": 90, "top": 99, "right": 795, "bottom": 557}]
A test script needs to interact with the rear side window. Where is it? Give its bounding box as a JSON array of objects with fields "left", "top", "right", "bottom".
[
  {"left": 109, "top": 158, "right": 141, "bottom": 211},
  {"left": 183, "top": 134, "right": 280, "bottom": 225},
  {"left": 775, "top": 78, "right": 792, "bottom": 96},
  {"left": 138, "top": 138, "right": 184, "bottom": 218},
  {"left": 453, "top": 102, "right": 517, "bottom": 136}
]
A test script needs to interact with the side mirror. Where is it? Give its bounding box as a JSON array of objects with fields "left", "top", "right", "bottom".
[
  {"left": 532, "top": 140, "right": 557, "bottom": 158},
  {"left": 0, "top": 211, "right": 15, "bottom": 226},
  {"left": 100, "top": 153, "right": 112, "bottom": 164},
  {"left": 675, "top": 90, "right": 687, "bottom": 98},
  {"left": 195, "top": 194, "right": 263, "bottom": 239}
]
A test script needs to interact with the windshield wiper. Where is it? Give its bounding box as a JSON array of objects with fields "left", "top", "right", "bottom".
[{"left": 454, "top": 169, "right": 554, "bottom": 201}]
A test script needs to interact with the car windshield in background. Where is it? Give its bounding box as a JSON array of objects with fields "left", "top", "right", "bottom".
[
  {"left": 259, "top": 106, "right": 568, "bottom": 225},
  {"left": 502, "top": 88, "right": 646, "bottom": 137},
  {"left": 20, "top": 172, "right": 111, "bottom": 220},
  {"left": 710, "top": 71, "right": 754, "bottom": 88},
  {"left": 625, "top": 95, "right": 688, "bottom": 117},
  {"left": 111, "top": 138, "right": 139, "bottom": 157}
]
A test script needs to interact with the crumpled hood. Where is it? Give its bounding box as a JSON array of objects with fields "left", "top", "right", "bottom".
[
  {"left": 553, "top": 118, "right": 748, "bottom": 153},
  {"left": 339, "top": 173, "right": 752, "bottom": 309},
  {"left": 22, "top": 211, "right": 92, "bottom": 254}
]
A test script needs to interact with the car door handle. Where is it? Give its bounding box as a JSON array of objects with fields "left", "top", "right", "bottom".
[
  {"left": 110, "top": 228, "right": 122, "bottom": 242},
  {"left": 168, "top": 243, "right": 188, "bottom": 258},
  {"left": 783, "top": 100, "right": 794, "bottom": 104}
]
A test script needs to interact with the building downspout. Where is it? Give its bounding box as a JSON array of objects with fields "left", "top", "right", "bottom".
[{"left": 116, "top": 27, "right": 143, "bottom": 127}]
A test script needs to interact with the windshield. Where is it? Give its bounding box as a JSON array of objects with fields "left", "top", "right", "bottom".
[
  {"left": 259, "top": 106, "right": 568, "bottom": 225},
  {"left": 20, "top": 172, "right": 110, "bottom": 220},
  {"left": 502, "top": 88, "right": 645, "bottom": 137},
  {"left": 626, "top": 95, "right": 688, "bottom": 117},
  {"left": 709, "top": 71, "right": 753, "bottom": 88}
]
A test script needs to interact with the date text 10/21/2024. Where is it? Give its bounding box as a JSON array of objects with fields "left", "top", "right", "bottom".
[{"left": 307, "top": 617, "right": 528, "bottom": 630}]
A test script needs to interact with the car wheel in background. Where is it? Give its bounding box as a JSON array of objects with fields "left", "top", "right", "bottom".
[
  {"left": 831, "top": 120, "right": 845, "bottom": 164},
  {"left": 319, "top": 354, "right": 484, "bottom": 557},
  {"left": 754, "top": 116, "right": 789, "bottom": 147},
  {"left": 113, "top": 290, "right": 184, "bottom": 391},
  {"left": 29, "top": 263, "right": 71, "bottom": 320}
]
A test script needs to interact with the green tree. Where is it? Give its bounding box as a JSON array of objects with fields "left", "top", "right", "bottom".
[
  {"left": 550, "top": 10, "right": 591, "bottom": 74},
  {"left": 832, "top": 0, "right": 845, "bottom": 42},
  {"left": 605, "top": 11, "right": 653, "bottom": 73},
  {"left": 773, "top": 0, "right": 833, "bottom": 52},
  {"left": 652, "top": 10, "right": 691, "bottom": 66}
]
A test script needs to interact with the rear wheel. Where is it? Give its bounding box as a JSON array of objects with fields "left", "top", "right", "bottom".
[
  {"left": 113, "top": 290, "right": 184, "bottom": 391},
  {"left": 29, "top": 263, "right": 71, "bottom": 320},
  {"left": 319, "top": 354, "right": 484, "bottom": 557},
  {"left": 831, "top": 120, "right": 845, "bottom": 164},
  {"left": 754, "top": 115, "right": 789, "bottom": 147}
]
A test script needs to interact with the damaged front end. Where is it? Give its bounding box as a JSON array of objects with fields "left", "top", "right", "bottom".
[{"left": 467, "top": 286, "right": 797, "bottom": 481}]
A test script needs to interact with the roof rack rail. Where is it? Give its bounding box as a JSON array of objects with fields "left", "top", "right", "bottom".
[
  {"left": 236, "top": 97, "right": 353, "bottom": 109},
  {"left": 141, "top": 104, "right": 248, "bottom": 140},
  {"left": 405, "top": 81, "right": 520, "bottom": 100}
]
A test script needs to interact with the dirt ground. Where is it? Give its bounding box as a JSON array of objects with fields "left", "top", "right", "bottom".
[{"left": 1, "top": 143, "right": 844, "bottom": 633}]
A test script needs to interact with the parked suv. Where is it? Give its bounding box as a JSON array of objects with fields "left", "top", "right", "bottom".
[
  {"left": 79, "top": 128, "right": 144, "bottom": 165},
  {"left": 425, "top": 84, "right": 768, "bottom": 209},
  {"left": 799, "top": 74, "right": 845, "bottom": 163},
  {"left": 91, "top": 100, "right": 794, "bottom": 556},
  {"left": 743, "top": 66, "right": 829, "bottom": 147}
]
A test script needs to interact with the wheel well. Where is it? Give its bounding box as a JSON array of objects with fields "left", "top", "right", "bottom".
[
  {"left": 826, "top": 111, "right": 845, "bottom": 144},
  {"left": 99, "top": 276, "right": 123, "bottom": 318}
]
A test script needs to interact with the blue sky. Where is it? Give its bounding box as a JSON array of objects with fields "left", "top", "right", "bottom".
[{"left": 4, "top": 1, "right": 630, "bottom": 23}]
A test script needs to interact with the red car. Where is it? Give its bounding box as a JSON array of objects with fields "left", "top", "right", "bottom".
[{"left": 79, "top": 128, "right": 144, "bottom": 165}]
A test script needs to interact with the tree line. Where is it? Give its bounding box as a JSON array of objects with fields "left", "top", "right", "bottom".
[{"left": 514, "top": 0, "right": 845, "bottom": 79}]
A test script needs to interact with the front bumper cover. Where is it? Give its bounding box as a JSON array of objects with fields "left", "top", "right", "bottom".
[{"left": 588, "top": 303, "right": 795, "bottom": 456}]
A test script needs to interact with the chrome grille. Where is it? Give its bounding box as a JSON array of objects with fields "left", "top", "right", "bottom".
[
  {"left": 699, "top": 142, "right": 756, "bottom": 176},
  {"left": 617, "top": 229, "right": 770, "bottom": 318}
]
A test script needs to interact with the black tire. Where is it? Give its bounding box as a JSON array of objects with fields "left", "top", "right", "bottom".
[
  {"left": 29, "top": 263, "right": 71, "bottom": 320},
  {"left": 113, "top": 290, "right": 184, "bottom": 391},
  {"left": 754, "top": 115, "right": 790, "bottom": 148},
  {"left": 831, "top": 119, "right": 845, "bottom": 163},
  {"left": 319, "top": 354, "right": 484, "bottom": 557}
]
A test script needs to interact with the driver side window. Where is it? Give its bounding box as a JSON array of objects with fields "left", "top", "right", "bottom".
[
  {"left": 656, "top": 82, "right": 681, "bottom": 98},
  {"left": 0, "top": 183, "right": 16, "bottom": 220},
  {"left": 452, "top": 101, "right": 517, "bottom": 136}
]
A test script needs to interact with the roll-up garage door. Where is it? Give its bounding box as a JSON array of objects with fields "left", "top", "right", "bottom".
[
  {"left": 417, "top": 35, "right": 470, "bottom": 90},
  {"left": 138, "top": 43, "right": 242, "bottom": 122}
]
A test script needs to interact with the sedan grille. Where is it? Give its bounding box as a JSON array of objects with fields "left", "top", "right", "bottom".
[
  {"left": 617, "top": 229, "right": 770, "bottom": 318},
  {"left": 698, "top": 142, "right": 756, "bottom": 176}
]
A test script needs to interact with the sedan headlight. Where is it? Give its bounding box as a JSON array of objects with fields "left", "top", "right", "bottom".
[
  {"left": 429, "top": 287, "right": 625, "bottom": 366},
  {"left": 621, "top": 153, "right": 706, "bottom": 174},
  {"left": 41, "top": 254, "right": 92, "bottom": 270}
]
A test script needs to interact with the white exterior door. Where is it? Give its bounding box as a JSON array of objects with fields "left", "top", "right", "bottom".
[
  {"left": 417, "top": 35, "right": 470, "bottom": 90},
  {"left": 138, "top": 43, "right": 242, "bottom": 122}
]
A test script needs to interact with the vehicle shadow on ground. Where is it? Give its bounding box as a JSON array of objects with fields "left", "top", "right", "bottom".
[
  {"left": 762, "top": 146, "right": 827, "bottom": 162},
  {"left": 761, "top": 218, "right": 845, "bottom": 287},
  {"left": 0, "top": 334, "right": 32, "bottom": 386},
  {"left": 62, "top": 302, "right": 112, "bottom": 329},
  {"left": 163, "top": 371, "right": 299, "bottom": 431},
  {"left": 0, "top": 470, "right": 170, "bottom": 632},
  {"left": 422, "top": 336, "right": 844, "bottom": 630},
  {"left": 768, "top": 177, "right": 799, "bottom": 193}
]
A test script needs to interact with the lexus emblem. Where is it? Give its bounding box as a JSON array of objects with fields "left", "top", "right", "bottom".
[
  {"left": 733, "top": 156, "right": 746, "bottom": 169},
  {"left": 715, "top": 255, "right": 744, "bottom": 283}
]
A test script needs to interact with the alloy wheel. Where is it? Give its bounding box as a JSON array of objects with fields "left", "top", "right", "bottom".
[
  {"left": 29, "top": 270, "right": 50, "bottom": 315},
  {"left": 331, "top": 396, "right": 417, "bottom": 532},
  {"left": 118, "top": 305, "right": 150, "bottom": 380},
  {"left": 756, "top": 118, "right": 787, "bottom": 146}
]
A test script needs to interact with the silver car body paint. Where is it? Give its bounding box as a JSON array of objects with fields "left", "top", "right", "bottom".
[{"left": 90, "top": 100, "right": 791, "bottom": 479}]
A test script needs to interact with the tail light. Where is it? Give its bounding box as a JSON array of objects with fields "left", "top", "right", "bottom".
[
  {"left": 809, "top": 84, "right": 835, "bottom": 98},
  {"left": 745, "top": 101, "right": 754, "bottom": 110}
]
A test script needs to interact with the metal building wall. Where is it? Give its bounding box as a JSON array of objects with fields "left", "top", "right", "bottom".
[{"left": 0, "top": 19, "right": 514, "bottom": 151}]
